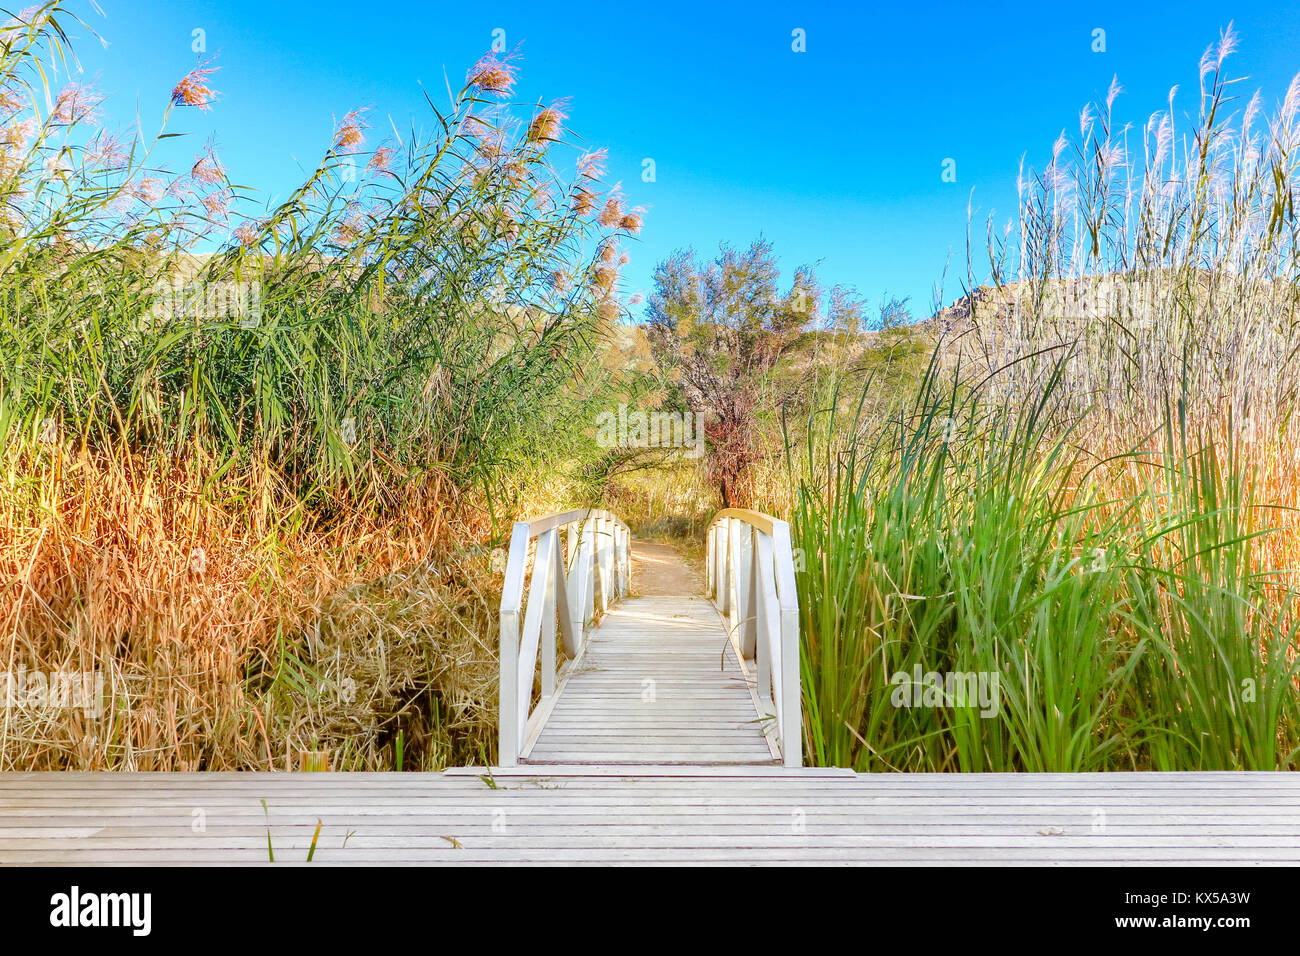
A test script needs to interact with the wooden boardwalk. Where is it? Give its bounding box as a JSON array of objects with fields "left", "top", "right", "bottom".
[
  {"left": 524, "top": 596, "right": 777, "bottom": 765},
  {"left": 500, "top": 509, "right": 802, "bottom": 769},
  {"left": 3, "top": 769, "right": 1299, "bottom": 865}
]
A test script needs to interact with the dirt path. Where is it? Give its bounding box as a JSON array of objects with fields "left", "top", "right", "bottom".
[{"left": 630, "top": 539, "right": 702, "bottom": 596}]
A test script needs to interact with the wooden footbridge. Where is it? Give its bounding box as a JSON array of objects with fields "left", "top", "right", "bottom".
[
  {"left": 3, "top": 507, "right": 1299, "bottom": 865},
  {"left": 498, "top": 508, "right": 799, "bottom": 768}
]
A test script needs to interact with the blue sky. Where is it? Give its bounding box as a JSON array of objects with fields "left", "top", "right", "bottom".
[{"left": 56, "top": 0, "right": 1300, "bottom": 321}]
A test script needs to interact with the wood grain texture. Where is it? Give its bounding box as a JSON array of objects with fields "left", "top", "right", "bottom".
[
  {"left": 2, "top": 770, "right": 1297, "bottom": 865},
  {"left": 522, "top": 595, "right": 777, "bottom": 765}
]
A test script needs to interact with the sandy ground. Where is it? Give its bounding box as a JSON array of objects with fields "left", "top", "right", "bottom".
[{"left": 629, "top": 539, "right": 701, "bottom": 596}]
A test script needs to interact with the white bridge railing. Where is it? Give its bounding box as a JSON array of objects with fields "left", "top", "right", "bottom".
[
  {"left": 706, "top": 508, "right": 802, "bottom": 767},
  {"left": 498, "top": 507, "right": 631, "bottom": 766}
]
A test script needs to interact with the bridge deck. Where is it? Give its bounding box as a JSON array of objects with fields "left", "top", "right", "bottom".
[
  {"left": 524, "top": 596, "right": 777, "bottom": 765},
  {"left": 2, "top": 769, "right": 1298, "bottom": 865}
]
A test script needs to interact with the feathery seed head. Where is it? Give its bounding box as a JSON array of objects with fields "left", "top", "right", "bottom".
[
  {"left": 53, "top": 82, "right": 102, "bottom": 125},
  {"left": 572, "top": 185, "right": 597, "bottom": 216},
  {"left": 576, "top": 148, "right": 607, "bottom": 180},
  {"left": 334, "top": 109, "right": 367, "bottom": 151},
  {"left": 201, "top": 190, "right": 230, "bottom": 221},
  {"left": 618, "top": 209, "right": 643, "bottom": 234},
  {"left": 527, "top": 101, "right": 568, "bottom": 144},
  {"left": 171, "top": 65, "right": 220, "bottom": 111},
  {"left": 367, "top": 146, "right": 395, "bottom": 174},
  {"left": 467, "top": 50, "right": 519, "bottom": 99},
  {"left": 191, "top": 152, "right": 226, "bottom": 185},
  {"left": 598, "top": 195, "right": 624, "bottom": 228}
]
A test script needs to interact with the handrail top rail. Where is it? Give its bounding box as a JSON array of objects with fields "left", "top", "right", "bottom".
[
  {"left": 514, "top": 507, "right": 630, "bottom": 538},
  {"left": 707, "top": 507, "right": 780, "bottom": 537},
  {"left": 501, "top": 507, "right": 630, "bottom": 615}
]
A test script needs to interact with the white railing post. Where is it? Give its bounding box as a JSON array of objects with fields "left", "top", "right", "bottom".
[
  {"left": 594, "top": 515, "right": 606, "bottom": 613},
  {"left": 728, "top": 518, "right": 755, "bottom": 658},
  {"left": 556, "top": 526, "right": 579, "bottom": 657},
  {"left": 717, "top": 517, "right": 729, "bottom": 612},
  {"left": 772, "top": 519, "right": 802, "bottom": 768},
  {"left": 755, "top": 531, "right": 772, "bottom": 712},
  {"left": 723, "top": 529, "right": 733, "bottom": 632},
  {"left": 754, "top": 530, "right": 784, "bottom": 740},
  {"left": 583, "top": 517, "right": 596, "bottom": 625},
  {"left": 706, "top": 525, "right": 715, "bottom": 594},
  {"left": 616, "top": 523, "right": 629, "bottom": 597},
  {"left": 743, "top": 526, "right": 759, "bottom": 660},
  {"left": 601, "top": 515, "right": 613, "bottom": 609},
  {"left": 565, "top": 521, "right": 583, "bottom": 648},
  {"left": 540, "top": 528, "right": 558, "bottom": 700},
  {"left": 498, "top": 521, "right": 530, "bottom": 767},
  {"left": 624, "top": 522, "right": 632, "bottom": 595}
]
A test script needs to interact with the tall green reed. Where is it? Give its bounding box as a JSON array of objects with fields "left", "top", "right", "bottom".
[
  {"left": 0, "top": 2, "right": 638, "bottom": 525},
  {"left": 1126, "top": 409, "right": 1300, "bottom": 769},
  {"left": 790, "top": 350, "right": 1299, "bottom": 772}
]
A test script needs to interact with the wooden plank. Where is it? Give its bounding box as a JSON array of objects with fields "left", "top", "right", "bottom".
[
  {"left": 7, "top": 816, "right": 1300, "bottom": 833},
  {"left": 2, "top": 853, "right": 1289, "bottom": 868},
  {"left": 3, "top": 768, "right": 1299, "bottom": 865},
  {"left": 5, "top": 834, "right": 1300, "bottom": 851},
  {"left": 4, "top": 792, "right": 1298, "bottom": 807},
  {"left": 0, "top": 817, "right": 1288, "bottom": 833},
  {"left": 523, "top": 591, "right": 775, "bottom": 766},
  {"left": 6, "top": 770, "right": 1300, "bottom": 789}
]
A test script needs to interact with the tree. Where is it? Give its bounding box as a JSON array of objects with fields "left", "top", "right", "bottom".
[
  {"left": 876, "top": 295, "right": 913, "bottom": 330},
  {"left": 644, "top": 238, "right": 819, "bottom": 508}
]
